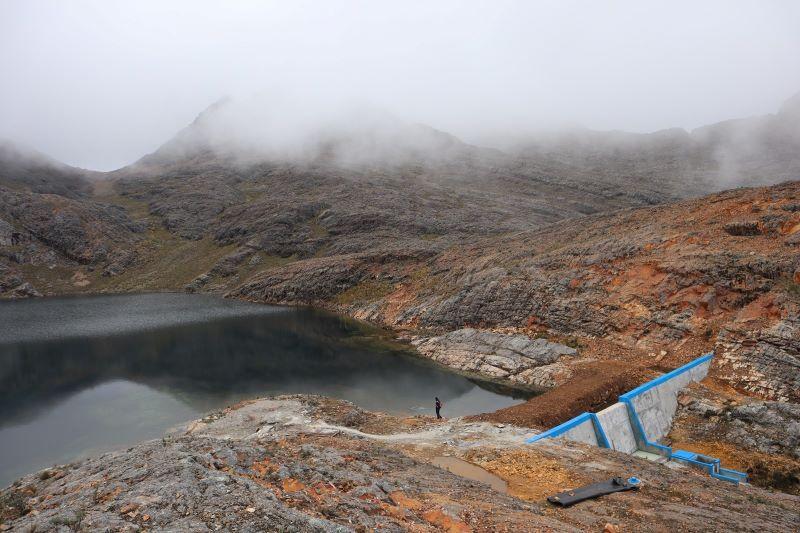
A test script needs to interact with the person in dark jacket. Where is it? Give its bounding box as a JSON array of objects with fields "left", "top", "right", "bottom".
[{"left": 435, "top": 397, "right": 442, "bottom": 419}]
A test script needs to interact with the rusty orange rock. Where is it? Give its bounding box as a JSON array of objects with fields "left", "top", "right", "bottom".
[
  {"left": 422, "top": 508, "right": 472, "bottom": 532},
  {"left": 119, "top": 502, "right": 139, "bottom": 514},
  {"left": 250, "top": 459, "right": 276, "bottom": 478},
  {"left": 388, "top": 490, "right": 423, "bottom": 510},
  {"left": 281, "top": 478, "right": 305, "bottom": 492}
]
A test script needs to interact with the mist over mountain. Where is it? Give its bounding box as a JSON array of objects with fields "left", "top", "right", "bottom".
[
  {"left": 0, "top": 141, "right": 95, "bottom": 198},
  {"left": 1, "top": 90, "right": 798, "bottom": 275},
  {"left": 507, "top": 91, "right": 800, "bottom": 199},
  {"left": 136, "top": 96, "right": 472, "bottom": 170},
  {"left": 0, "top": 87, "right": 795, "bottom": 313}
]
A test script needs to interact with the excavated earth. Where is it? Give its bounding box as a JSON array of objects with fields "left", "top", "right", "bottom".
[{"left": 1, "top": 396, "right": 798, "bottom": 532}]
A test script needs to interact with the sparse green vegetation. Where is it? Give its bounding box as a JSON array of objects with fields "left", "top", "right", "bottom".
[
  {"left": 97, "top": 231, "right": 237, "bottom": 292},
  {"left": 563, "top": 336, "right": 582, "bottom": 350},
  {"left": 777, "top": 276, "right": 800, "bottom": 299},
  {"left": 91, "top": 188, "right": 152, "bottom": 220},
  {"left": 257, "top": 253, "right": 297, "bottom": 269},
  {"left": 407, "top": 265, "right": 437, "bottom": 291},
  {"left": 242, "top": 188, "right": 266, "bottom": 202},
  {"left": 335, "top": 279, "right": 394, "bottom": 305},
  {"left": 308, "top": 218, "right": 329, "bottom": 238},
  {"left": 235, "top": 253, "right": 298, "bottom": 285},
  {"left": 312, "top": 243, "right": 332, "bottom": 258},
  {"left": 49, "top": 510, "right": 84, "bottom": 529}
]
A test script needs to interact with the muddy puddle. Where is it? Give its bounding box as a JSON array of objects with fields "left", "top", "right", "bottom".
[{"left": 432, "top": 456, "right": 507, "bottom": 493}]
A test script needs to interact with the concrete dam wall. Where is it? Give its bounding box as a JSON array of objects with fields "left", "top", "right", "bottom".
[{"left": 526, "top": 354, "right": 748, "bottom": 484}]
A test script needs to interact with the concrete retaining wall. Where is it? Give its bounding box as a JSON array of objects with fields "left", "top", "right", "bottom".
[
  {"left": 526, "top": 354, "right": 746, "bottom": 483},
  {"left": 558, "top": 417, "right": 599, "bottom": 446},
  {"left": 622, "top": 356, "right": 711, "bottom": 444},
  {"left": 595, "top": 402, "right": 638, "bottom": 453},
  {"left": 525, "top": 412, "right": 600, "bottom": 445},
  {"left": 527, "top": 354, "right": 713, "bottom": 452}
]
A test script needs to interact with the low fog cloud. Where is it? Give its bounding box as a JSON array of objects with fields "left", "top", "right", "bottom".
[
  {"left": 1, "top": 0, "right": 799, "bottom": 170},
  {"left": 160, "top": 92, "right": 468, "bottom": 168}
]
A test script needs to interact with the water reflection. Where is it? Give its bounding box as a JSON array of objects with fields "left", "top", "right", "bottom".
[{"left": 0, "top": 294, "right": 525, "bottom": 486}]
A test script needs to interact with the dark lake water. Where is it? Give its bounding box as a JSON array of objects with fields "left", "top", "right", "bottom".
[{"left": 0, "top": 293, "right": 524, "bottom": 486}]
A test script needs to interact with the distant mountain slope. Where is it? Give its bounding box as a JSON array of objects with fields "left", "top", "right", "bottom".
[
  {"left": 106, "top": 101, "right": 636, "bottom": 260},
  {"left": 0, "top": 141, "right": 95, "bottom": 198},
  {"left": 1, "top": 99, "right": 798, "bottom": 494},
  {"left": 510, "top": 92, "right": 800, "bottom": 203},
  {"left": 0, "top": 143, "right": 143, "bottom": 296},
  {"left": 3, "top": 93, "right": 799, "bottom": 299}
]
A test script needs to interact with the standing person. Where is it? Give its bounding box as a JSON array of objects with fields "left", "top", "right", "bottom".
[{"left": 435, "top": 397, "right": 442, "bottom": 419}]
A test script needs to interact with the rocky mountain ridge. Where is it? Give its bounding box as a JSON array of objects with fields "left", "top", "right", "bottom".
[
  {"left": 1, "top": 94, "right": 799, "bottom": 500},
  {"left": 510, "top": 91, "right": 800, "bottom": 203}
]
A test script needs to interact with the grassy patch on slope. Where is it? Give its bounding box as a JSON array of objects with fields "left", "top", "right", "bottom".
[{"left": 335, "top": 280, "right": 394, "bottom": 305}]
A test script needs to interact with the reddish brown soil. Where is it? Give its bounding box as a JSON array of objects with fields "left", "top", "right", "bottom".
[{"left": 469, "top": 361, "right": 655, "bottom": 428}]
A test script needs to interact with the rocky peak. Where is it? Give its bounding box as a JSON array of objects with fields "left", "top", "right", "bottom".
[{"left": 133, "top": 97, "right": 474, "bottom": 171}]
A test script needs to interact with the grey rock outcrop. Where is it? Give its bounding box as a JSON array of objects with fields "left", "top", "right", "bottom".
[
  {"left": 679, "top": 391, "right": 800, "bottom": 459},
  {"left": 8, "top": 282, "right": 41, "bottom": 299},
  {"left": 0, "top": 262, "right": 40, "bottom": 299},
  {"left": 412, "top": 328, "right": 577, "bottom": 389},
  {"left": 3, "top": 396, "right": 799, "bottom": 532},
  {"left": 718, "top": 313, "right": 800, "bottom": 402},
  {"left": 0, "top": 218, "right": 12, "bottom": 246},
  {"left": 0, "top": 187, "right": 143, "bottom": 265}
]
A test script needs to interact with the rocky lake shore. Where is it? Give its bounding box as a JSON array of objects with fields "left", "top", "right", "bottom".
[{"left": 2, "top": 395, "right": 798, "bottom": 532}]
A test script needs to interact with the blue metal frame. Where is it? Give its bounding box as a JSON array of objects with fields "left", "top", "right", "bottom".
[
  {"left": 590, "top": 413, "right": 611, "bottom": 448},
  {"left": 619, "top": 353, "right": 713, "bottom": 402},
  {"left": 526, "top": 411, "right": 612, "bottom": 448},
  {"left": 619, "top": 396, "right": 672, "bottom": 457},
  {"left": 671, "top": 449, "right": 748, "bottom": 483},
  {"left": 525, "top": 412, "right": 593, "bottom": 443}
]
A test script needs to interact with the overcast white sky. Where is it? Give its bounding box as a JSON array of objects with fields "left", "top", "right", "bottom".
[{"left": 2, "top": 0, "right": 799, "bottom": 170}]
